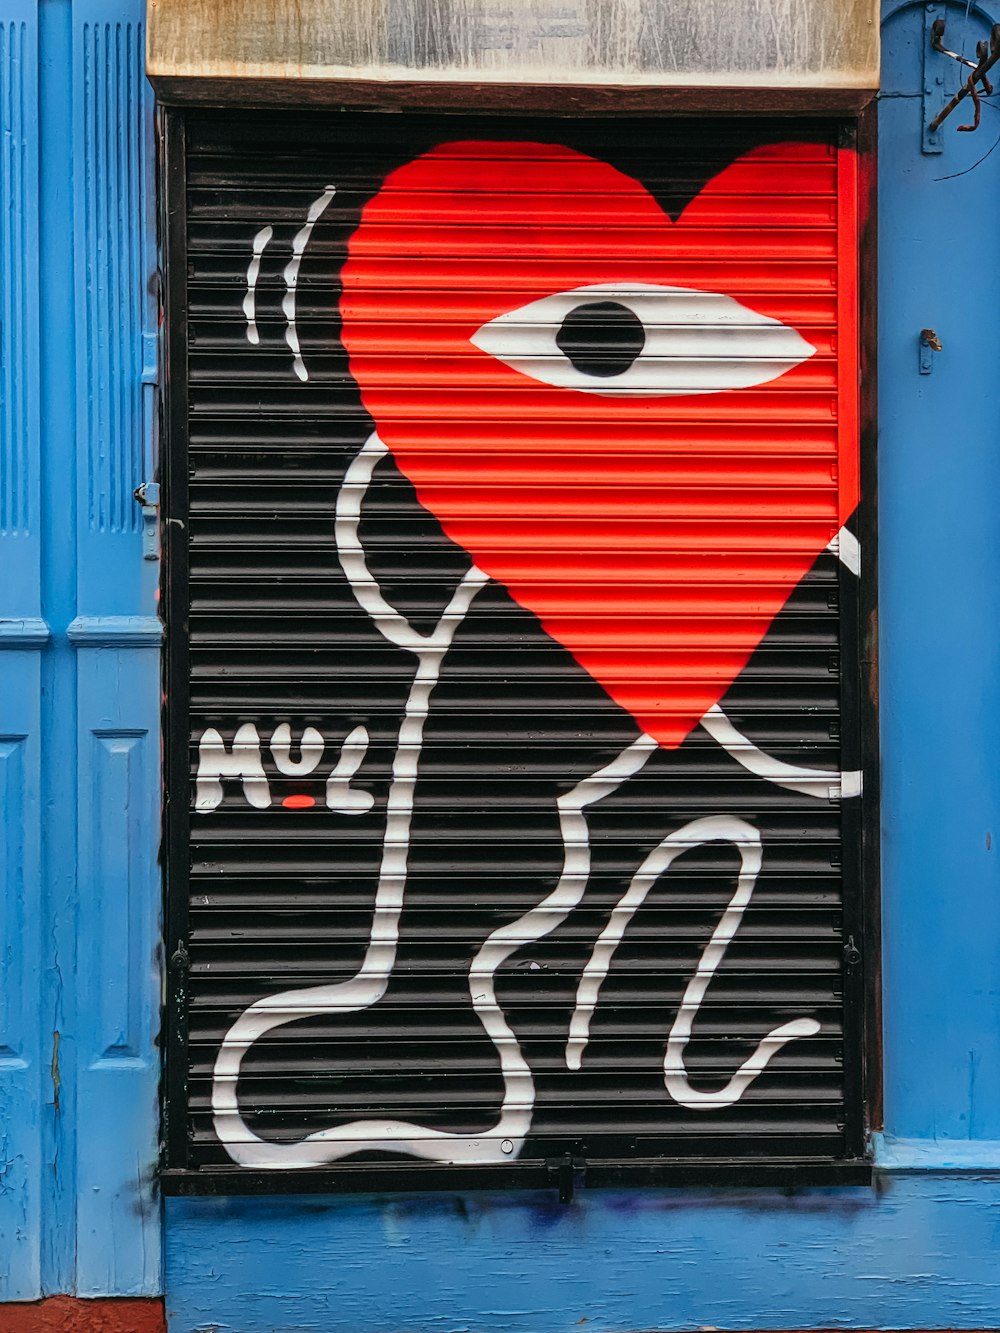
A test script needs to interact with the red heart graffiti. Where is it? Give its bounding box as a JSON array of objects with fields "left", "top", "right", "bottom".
[{"left": 341, "top": 140, "right": 858, "bottom": 748}]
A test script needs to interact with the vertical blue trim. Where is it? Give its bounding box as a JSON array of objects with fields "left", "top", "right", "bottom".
[
  {"left": 878, "top": 0, "right": 1000, "bottom": 1145},
  {"left": 0, "top": 2, "right": 42, "bottom": 1302},
  {"left": 71, "top": 0, "right": 162, "bottom": 1295},
  {"left": 38, "top": 0, "right": 80, "bottom": 1295}
]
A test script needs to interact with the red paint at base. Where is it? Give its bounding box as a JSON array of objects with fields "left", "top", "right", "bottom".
[{"left": 0, "top": 1297, "right": 165, "bottom": 1333}]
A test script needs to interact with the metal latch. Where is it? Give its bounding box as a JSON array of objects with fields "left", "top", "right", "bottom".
[
  {"left": 920, "top": 328, "right": 942, "bottom": 375},
  {"left": 133, "top": 480, "right": 160, "bottom": 561}
]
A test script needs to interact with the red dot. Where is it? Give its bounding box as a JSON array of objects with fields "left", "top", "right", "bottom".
[{"left": 282, "top": 794, "right": 316, "bottom": 809}]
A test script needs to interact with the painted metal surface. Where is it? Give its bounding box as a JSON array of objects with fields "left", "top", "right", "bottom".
[
  {"left": 0, "top": 0, "right": 161, "bottom": 1301},
  {"left": 162, "top": 2, "right": 1000, "bottom": 1329},
  {"left": 162, "top": 113, "right": 868, "bottom": 1186},
  {"left": 144, "top": 0, "right": 880, "bottom": 93}
]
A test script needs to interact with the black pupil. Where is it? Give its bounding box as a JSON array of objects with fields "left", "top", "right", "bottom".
[{"left": 555, "top": 300, "right": 646, "bottom": 378}]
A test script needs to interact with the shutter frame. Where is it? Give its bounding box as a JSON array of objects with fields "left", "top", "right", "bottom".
[{"left": 160, "top": 106, "right": 877, "bottom": 1192}]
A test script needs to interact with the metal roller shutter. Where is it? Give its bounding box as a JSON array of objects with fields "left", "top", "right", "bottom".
[{"left": 162, "top": 110, "right": 872, "bottom": 1191}]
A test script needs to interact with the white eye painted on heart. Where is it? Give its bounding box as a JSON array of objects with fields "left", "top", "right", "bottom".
[{"left": 469, "top": 282, "right": 816, "bottom": 397}]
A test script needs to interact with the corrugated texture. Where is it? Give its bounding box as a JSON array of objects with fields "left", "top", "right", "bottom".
[{"left": 167, "top": 112, "right": 863, "bottom": 1181}]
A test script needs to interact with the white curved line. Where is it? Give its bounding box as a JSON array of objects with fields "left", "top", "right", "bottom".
[
  {"left": 567, "top": 814, "right": 820, "bottom": 1106},
  {"left": 828, "top": 525, "right": 861, "bottom": 577},
  {"left": 700, "top": 703, "right": 861, "bottom": 800},
  {"left": 283, "top": 186, "right": 336, "bottom": 381},
  {"left": 325, "top": 724, "right": 376, "bottom": 815},
  {"left": 335, "top": 432, "right": 486, "bottom": 652},
  {"left": 213, "top": 430, "right": 508, "bottom": 1167},
  {"left": 663, "top": 817, "right": 820, "bottom": 1108},
  {"left": 243, "top": 225, "right": 273, "bottom": 345}
]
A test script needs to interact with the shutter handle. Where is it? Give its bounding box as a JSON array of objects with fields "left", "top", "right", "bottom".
[{"left": 133, "top": 480, "right": 160, "bottom": 560}]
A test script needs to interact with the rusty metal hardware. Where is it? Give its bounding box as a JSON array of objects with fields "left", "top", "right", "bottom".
[
  {"left": 919, "top": 327, "right": 942, "bottom": 377},
  {"left": 920, "top": 328, "right": 942, "bottom": 375},
  {"left": 931, "top": 18, "right": 994, "bottom": 92},
  {"left": 929, "top": 20, "right": 1000, "bottom": 133}
]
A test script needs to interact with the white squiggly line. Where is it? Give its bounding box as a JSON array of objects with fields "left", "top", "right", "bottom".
[
  {"left": 212, "top": 417, "right": 843, "bottom": 1158},
  {"left": 567, "top": 815, "right": 821, "bottom": 1106},
  {"left": 212, "top": 431, "right": 504, "bottom": 1166},
  {"left": 243, "top": 225, "right": 273, "bottom": 346},
  {"left": 700, "top": 703, "right": 862, "bottom": 800},
  {"left": 283, "top": 186, "right": 336, "bottom": 381}
]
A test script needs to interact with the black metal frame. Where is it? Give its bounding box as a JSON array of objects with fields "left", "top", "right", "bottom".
[
  {"left": 158, "top": 101, "right": 880, "bottom": 1195},
  {"left": 160, "top": 106, "right": 193, "bottom": 1170}
]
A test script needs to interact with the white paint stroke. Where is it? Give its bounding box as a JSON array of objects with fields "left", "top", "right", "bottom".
[
  {"left": 243, "top": 225, "right": 273, "bottom": 346},
  {"left": 336, "top": 433, "right": 485, "bottom": 652},
  {"left": 195, "top": 724, "right": 271, "bottom": 813},
  {"left": 828, "top": 525, "right": 861, "bottom": 578},
  {"left": 567, "top": 814, "right": 821, "bottom": 1108},
  {"left": 663, "top": 817, "right": 821, "bottom": 1109},
  {"left": 283, "top": 185, "right": 336, "bottom": 381},
  {"left": 213, "top": 431, "right": 510, "bottom": 1167},
  {"left": 269, "top": 723, "right": 324, "bottom": 777},
  {"left": 326, "top": 724, "right": 376, "bottom": 815},
  {"left": 700, "top": 703, "right": 861, "bottom": 800}
]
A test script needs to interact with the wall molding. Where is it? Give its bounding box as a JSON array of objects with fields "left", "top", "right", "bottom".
[
  {"left": 873, "top": 1133, "right": 1000, "bottom": 1171},
  {"left": 67, "top": 615, "right": 163, "bottom": 647},
  {"left": 0, "top": 618, "right": 51, "bottom": 648}
]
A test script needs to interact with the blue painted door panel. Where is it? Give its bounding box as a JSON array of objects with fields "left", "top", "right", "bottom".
[
  {"left": 878, "top": 0, "right": 1000, "bottom": 1147},
  {"left": 0, "top": 0, "right": 161, "bottom": 1299}
]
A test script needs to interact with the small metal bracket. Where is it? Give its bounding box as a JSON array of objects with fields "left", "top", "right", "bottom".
[
  {"left": 919, "top": 327, "right": 942, "bottom": 374},
  {"left": 134, "top": 479, "right": 160, "bottom": 560},
  {"left": 141, "top": 331, "right": 159, "bottom": 387},
  {"left": 924, "top": 6, "right": 947, "bottom": 153},
  {"left": 548, "top": 1153, "right": 584, "bottom": 1203}
]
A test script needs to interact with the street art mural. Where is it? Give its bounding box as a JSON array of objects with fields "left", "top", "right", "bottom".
[{"left": 176, "top": 118, "right": 863, "bottom": 1176}]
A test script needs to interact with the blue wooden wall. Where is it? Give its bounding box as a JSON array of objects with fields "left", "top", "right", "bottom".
[
  {"left": 5, "top": 0, "right": 1000, "bottom": 1322},
  {"left": 0, "top": 0, "right": 160, "bottom": 1302}
]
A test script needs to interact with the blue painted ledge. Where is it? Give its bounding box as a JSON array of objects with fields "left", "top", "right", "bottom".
[
  {"left": 873, "top": 1132, "right": 1000, "bottom": 1171},
  {"left": 66, "top": 615, "right": 163, "bottom": 647},
  {"left": 0, "top": 618, "right": 51, "bottom": 647},
  {"left": 165, "top": 1176, "right": 1000, "bottom": 1333}
]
